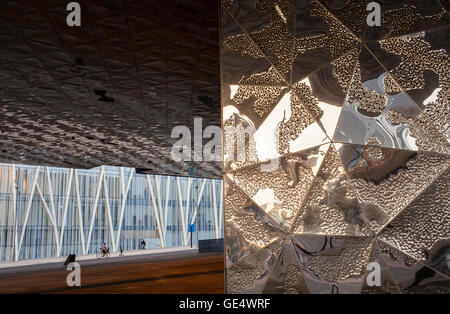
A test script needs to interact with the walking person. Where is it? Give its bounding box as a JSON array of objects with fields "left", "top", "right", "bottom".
[{"left": 141, "top": 239, "right": 146, "bottom": 250}]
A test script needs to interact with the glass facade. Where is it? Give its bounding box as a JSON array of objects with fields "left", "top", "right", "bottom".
[{"left": 0, "top": 164, "right": 223, "bottom": 262}]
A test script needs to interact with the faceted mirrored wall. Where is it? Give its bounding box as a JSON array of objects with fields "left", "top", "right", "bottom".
[
  {"left": 221, "top": 0, "right": 449, "bottom": 294},
  {"left": 0, "top": 164, "right": 223, "bottom": 262}
]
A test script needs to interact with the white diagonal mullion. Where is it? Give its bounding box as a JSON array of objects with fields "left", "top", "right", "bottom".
[
  {"left": 155, "top": 175, "right": 164, "bottom": 235},
  {"left": 35, "top": 184, "right": 60, "bottom": 255},
  {"left": 11, "top": 165, "right": 18, "bottom": 261},
  {"left": 189, "top": 179, "right": 206, "bottom": 226},
  {"left": 147, "top": 175, "right": 162, "bottom": 241},
  {"left": 102, "top": 173, "right": 116, "bottom": 252},
  {"left": 176, "top": 177, "right": 187, "bottom": 246},
  {"left": 187, "top": 179, "right": 206, "bottom": 245},
  {"left": 120, "top": 167, "right": 125, "bottom": 197},
  {"left": 147, "top": 175, "right": 165, "bottom": 248},
  {"left": 86, "top": 166, "right": 104, "bottom": 252},
  {"left": 185, "top": 178, "right": 192, "bottom": 229},
  {"left": 17, "top": 166, "right": 40, "bottom": 260},
  {"left": 211, "top": 181, "right": 219, "bottom": 239},
  {"left": 45, "top": 167, "right": 57, "bottom": 223},
  {"left": 183, "top": 178, "right": 193, "bottom": 244},
  {"left": 115, "top": 168, "right": 134, "bottom": 249},
  {"left": 163, "top": 178, "right": 170, "bottom": 242},
  {"left": 58, "top": 169, "right": 73, "bottom": 257},
  {"left": 74, "top": 170, "right": 86, "bottom": 255}
]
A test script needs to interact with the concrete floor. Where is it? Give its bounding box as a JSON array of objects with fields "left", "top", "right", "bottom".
[{"left": 0, "top": 250, "right": 224, "bottom": 294}]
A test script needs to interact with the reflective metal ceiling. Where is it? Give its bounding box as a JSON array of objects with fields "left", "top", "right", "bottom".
[{"left": 0, "top": 0, "right": 221, "bottom": 178}]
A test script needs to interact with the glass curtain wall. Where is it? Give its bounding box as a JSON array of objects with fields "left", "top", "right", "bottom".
[{"left": 0, "top": 164, "right": 223, "bottom": 262}]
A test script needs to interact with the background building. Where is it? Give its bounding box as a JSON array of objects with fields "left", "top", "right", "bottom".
[{"left": 0, "top": 164, "right": 223, "bottom": 262}]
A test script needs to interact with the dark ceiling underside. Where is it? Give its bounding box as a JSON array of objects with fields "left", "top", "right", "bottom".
[{"left": 0, "top": 0, "right": 221, "bottom": 178}]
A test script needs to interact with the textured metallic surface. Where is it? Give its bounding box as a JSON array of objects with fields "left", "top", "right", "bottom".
[
  {"left": 292, "top": 235, "right": 373, "bottom": 294},
  {"left": 291, "top": 144, "right": 373, "bottom": 236},
  {"left": 222, "top": 0, "right": 450, "bottom": 293},
  {"left": 0, "top": 0, "right": 221, "bottom": 178},
  {"left": 375, "top": 240, "right": 450, "bottom": 294},
  {"left": 227, "top": 144, "right": 329, "bottom": 231},
  {"left": 227, "top": 236, "right": 284, "bottom": 294},
  {"left": 262, "top": 238, "right": 309, "bottom": 293},
  {"left": 224, "top": 176, "right": 284, "bottom": 266},
  {"left": 338, "top": 144, "right": 450, "bottom": 232},
  {"left": 379, "top": 169, "right": 450, "bottom": 277}
]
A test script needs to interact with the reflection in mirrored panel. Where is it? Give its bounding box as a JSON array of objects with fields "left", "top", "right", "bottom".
[
  {"left": 225, "top": 176, "right": 285, "bottom": 267},
  {"left": 291, "top": 235, "right": 373, "bottom": 294},
  {"left": 221, "top": 0, "right": 450, "bottom": 294},
  {"left": 227, "top": 236, "right": 284, "bottom": 294},
  {"left": 262, "top": 238, "right": 310, "bottom": 293},
  {"left": 228, "top": 144, "right": 329, "bottom": 230},
  {"left": 291, "top": 144, "right": 373, "bottom": 236},
  {"left": 376, "top": 240, "right": 450, "bottom": 294},
  {"left": 316, "top": 0, "right": 368, "bottom": 39},
  {"left": 319, "top": 0, "right": 450, "bottom": 42},
  {"left": 221, "top": 7, "right": 286, "bottom": 86},
  {"left": 369, "top": 28, "right": 450, "bottom": 142},
  {"left": 379, "top": 169, "right": 450, "bottom": 277},
  {"left": 222, "top": 86, "right": 330, "bottom": 172},
  {"left": 337, "top": 143, "right": 450, "bottom": 232},
  {"left": 291, "top": 47, "right": 360, "bottom": 138},
  {"left": 224, "top": 0, "right": 296, "bottom": 82},
  {"left": 334, "top": 47, "right": 450, "bottom": 154},
  {"left": 363, "top": 0, "right": 450, "bottom": 41},
  {"left": 361, "top": 241, "right": 402, "bottom": 294},
  {"left": 292, "top": 0, "right": 359, "bottom": 84}
]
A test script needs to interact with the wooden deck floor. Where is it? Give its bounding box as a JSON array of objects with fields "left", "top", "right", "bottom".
[{"left": 0, "top": 252, "right": 224, "bottom": 294}]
